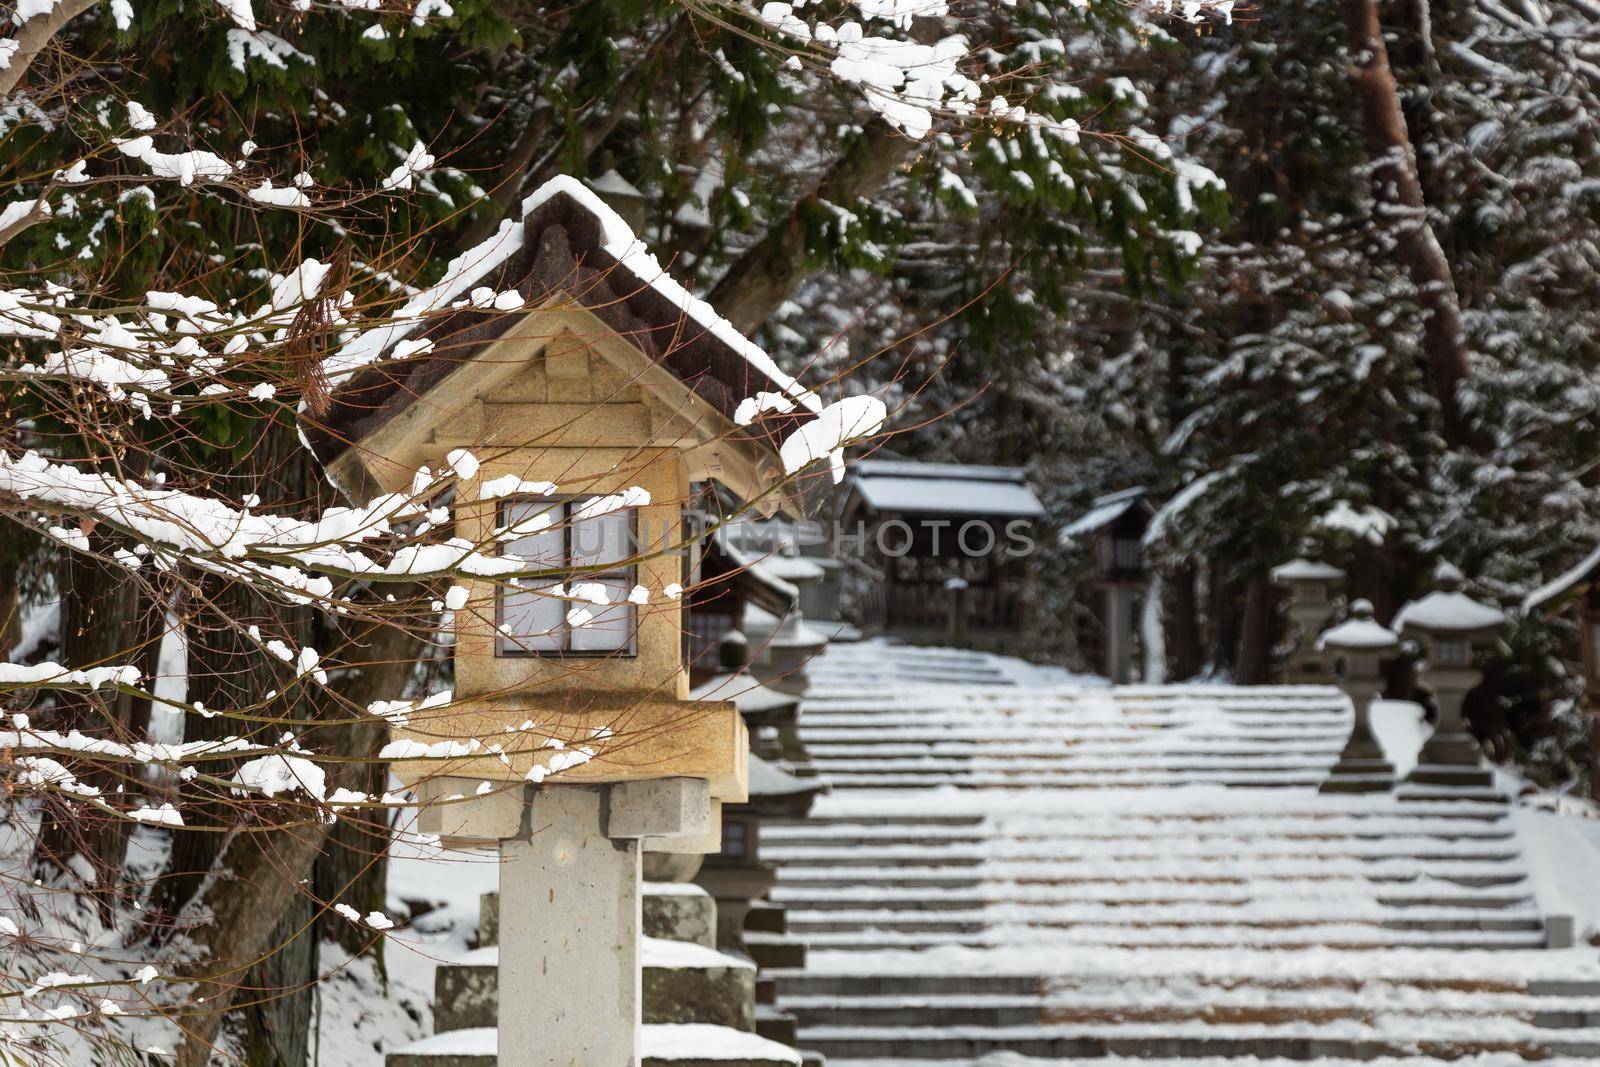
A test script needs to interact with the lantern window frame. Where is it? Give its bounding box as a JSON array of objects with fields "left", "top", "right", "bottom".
[{"left": 494, "top": 496, "right": 640, "bottom": 658}]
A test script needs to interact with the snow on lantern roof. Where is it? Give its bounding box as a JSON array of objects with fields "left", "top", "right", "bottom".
[
  {"left": 756, "top": 553, "right": 826, "bottom": 583},
  {"left": 1271, "top": 558, "right": 1347, "bottom": 583},
  {"left": 1318, "top": 600, "right": 1399, "bottom": 652},
  {"left": 848, "top": 459, "right": 1045, "bottom": 518},
  {"left": 587, "top": 168, "right": 645, "bottom": 200},
  {"left": 1393, "top": 566, "right": 1506, "bottom": 636},
  {"left": 1062, "top": 486, "right": 1149, "bottom": 540},
  {"left": 747, "top": 751, "right": 827, "bottom": 799},
  {"left": 302, "top": 174, "right": 822, "bottom": 470},
  {"left": 1523, "top": 543, "right": 1600, "bottom": 616},
  {"left": 688, "top": 668, "right": 799, "bottom": 717}
]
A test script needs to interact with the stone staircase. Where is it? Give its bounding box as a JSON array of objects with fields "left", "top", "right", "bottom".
[
  {"left": 765, "top": 642, "right": 1600, "bottom": 1065},
  {"left": 387, "top": 881, "right": 801, "bottom": 1067}
]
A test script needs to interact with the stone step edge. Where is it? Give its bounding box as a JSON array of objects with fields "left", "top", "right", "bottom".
[{"left": 387, "top": 1024, "right": 802, "bottom": 1066}]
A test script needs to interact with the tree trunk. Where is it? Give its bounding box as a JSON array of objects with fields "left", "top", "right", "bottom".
[
  {"left": 312, "top": 716, "right": 392, "bottom": 956},
  {"left": 170, "top": 597, "right": 423, "bottom": 1066},
  {"left": 1207, "top": 563, "right": 1244, "bottom": 678},
  {"left": 1236, "top": 574, "right": 1276, "bottom": 685},
  {"left": 707, "top": 117, "right": 919, "bottom": 334},
  {"left": 1169, "top": 562, "right": 1205, "bottom": 681},
  {"left": 1339, "top": 0, "right": 1475, "bottom": 448},
  {"left": 32, "top": 551, "right": 159, "bottom": 900}
]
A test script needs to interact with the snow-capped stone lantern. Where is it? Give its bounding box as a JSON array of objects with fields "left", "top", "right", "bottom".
[
  {"left": 1271, "top": 556, "right": 1346, "bottom": 682},
  {"left": 300, "top": 176, "right": 870, "bottom": 1065},
  {"left": 1393, "top": 563, "right": 1506, "bottom": 798},
  {"left": 1317, "top": 600, "right": 1399, "bottom": 793}
]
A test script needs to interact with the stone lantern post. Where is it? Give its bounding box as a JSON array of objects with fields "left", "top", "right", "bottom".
[
  {"left": 1317, "top": 599, "right": 1398, "bottom": 793},
  {"left": 1270, "top": 556, "right": 1346, "bottom": 682},
  {"left": 1394, "top": 563, "right": 1506, "bottom": 798}
]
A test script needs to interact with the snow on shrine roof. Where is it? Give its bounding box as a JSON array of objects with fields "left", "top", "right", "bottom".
[
  {"left": 302, "top": 175, "right": 821, "bottom": 467},
  {"left": 848, "top": 460, "right": 1045, "bottom": 518},
  {"left": 1523, "top": 543, "right": 1600, "bottom": 616},
  {"left": 1392, "top": 590, "right": 1507, "bottom": 635},
  {"left": 1271, "top": 558, "right": 1347, "bottom": 583},
  {"left": 1062, "top": 486, "right": 1148, "bottom": 539}
]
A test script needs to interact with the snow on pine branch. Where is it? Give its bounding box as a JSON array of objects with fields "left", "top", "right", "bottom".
[{"left": 736, "top": 0, "right": 1239, "bottom": 139}]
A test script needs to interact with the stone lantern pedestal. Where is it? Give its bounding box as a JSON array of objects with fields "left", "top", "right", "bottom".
[{"left": 1318, "top": 600, "right": 1397, "bottom": 794}]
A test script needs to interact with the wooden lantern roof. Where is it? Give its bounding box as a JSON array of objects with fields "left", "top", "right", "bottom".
[
  {"left": 1062, "top": 486, "right": 1154, "bottom": 542},
  {"left": 299, "top": 176, "right": 821, "bottom": 509}
]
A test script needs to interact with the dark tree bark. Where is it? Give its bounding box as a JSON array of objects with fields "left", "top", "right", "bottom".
[
  {"left": 1235, "top": 574, "right": 1277, "bottom": 685},
  {"left": 707, "top": 117, "right": 919, "bottom": 335},
  {"left": 172, "top": 607, "right": 423, "bottom": 1067},
  {"left": 1207, "top": 564, "right": 1243, "bottom": 677},
  {"left": 1168, "top": 562, "right": 1205, "bottom": 681},
  {"left": 1340, "top": 0, "right": 1475, "bottom": 448},
  {"left": 32, "top": 551, "right": 160, "bottom": 899}
]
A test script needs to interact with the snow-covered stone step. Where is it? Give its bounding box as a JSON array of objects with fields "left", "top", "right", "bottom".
[
  {"left": 796, "top": 713, "right": 1346, "bottom": 730},
  {"left": 793, "top": 1021, "right": 1600, "bottom": 1061},
  {"left": 765, "top": 816, "right": 1517, "bottom": 841},
  {"left": 802, "top": 741, "right": 1352, "bottom": 758},
  {"left": 815, "top": 771, "right": 1333, "bottom": 789},
  {"left": 432, "top": 938, "right": 757, "bottom": 1032},
  {"left": 781, "top": 989, "right": 1600, "bottom": 1029},
  {"left": 792, "top": 800, "right": 1514, "bottom": 824},
  {"left": 782, "top": 908, "right": 1544, "bottom": 934},
  {"left": 772, "top": 881, "right": 1533, "bottom": 907},
  {"left": 807, "top": 755, "right": 1342, "bottom": 773},
  {"left": 773, "top": 966, "right": 1600, "bottom": 999},
  {"left": 387, "top": 1023, "right": 803, "bottom": 1067},
  {"left": 783, "top": 927, "right": 1550, "bottom": 952},
  {"left": 774, "top": 857, "right": 1530, "bottom": 883},
  {"left": 763, "top": 841, "right": 1523, "bottom": 863}
]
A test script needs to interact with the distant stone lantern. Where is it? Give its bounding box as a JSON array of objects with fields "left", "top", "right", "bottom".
[
  {"left": 1064, "top": 489, "right": 1153, "bottom": 684},
  {"left": 1317, "top": 600, "right": 1398, "bottom": 793},
  {"left": 1393, "top": 562, "right": 1506, "bottom": 798},
  {"left": 1271, "top": 556, "right": 1346, "bottom": 682},
  {"left": 587, "top": 168, "right": 650, "bottom": 231}
]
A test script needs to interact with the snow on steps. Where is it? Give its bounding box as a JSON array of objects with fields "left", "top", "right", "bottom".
[
  {"left": 386, "top": 1023, "right": 801, "bottom": 1067},
  {"left": 769, "top": 641, "right": 1600, "bottom": 1062}
]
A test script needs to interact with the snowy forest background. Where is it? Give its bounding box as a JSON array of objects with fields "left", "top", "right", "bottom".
[{"left": 0, "top": 0, "right": 1598, "bottom": 1060}]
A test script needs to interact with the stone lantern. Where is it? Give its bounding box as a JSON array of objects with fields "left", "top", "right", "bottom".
[
  {"left": 1064, "top": 488, "right": 1153, "bottom": 684},
  {"left": 1393, "top": 563, "right": 1506, "bottom": 798},
  {"left": 1317, "top": 600, "right": 1398, "bottom": 793},
  {"left": 299, "top": 176, "right": 834, "bottom": 1065},
  {"left": 588, "top": 168, "right": 650, "bottom": 231},
  {"left": 1270, "top": 556, "right": 1346, "bottom": 682}
]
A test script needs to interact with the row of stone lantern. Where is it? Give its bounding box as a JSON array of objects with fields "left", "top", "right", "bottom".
[{"left": 1276, "top": 559, "right": 1507, "bottom": 801}]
